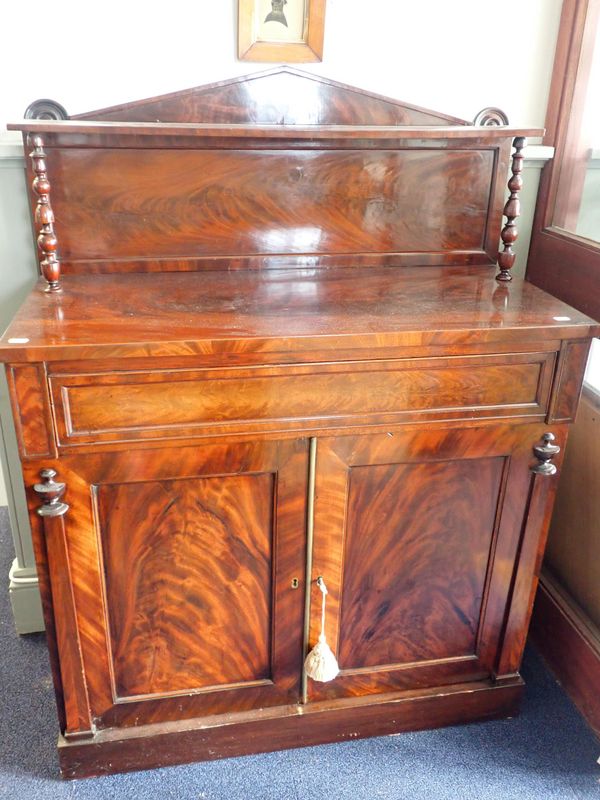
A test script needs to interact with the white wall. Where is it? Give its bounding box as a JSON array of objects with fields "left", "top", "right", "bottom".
[{"left": 2, "top": 0, "right": 561, "bottom": 131}]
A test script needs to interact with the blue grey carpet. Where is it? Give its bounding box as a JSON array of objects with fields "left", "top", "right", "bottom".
[{"left": 1, "top": 507, "right": 599, "bottom": 799}]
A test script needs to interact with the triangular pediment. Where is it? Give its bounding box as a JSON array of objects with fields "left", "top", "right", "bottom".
[{"left": 72, "top": 67, "right": 468, "bottom": 126}]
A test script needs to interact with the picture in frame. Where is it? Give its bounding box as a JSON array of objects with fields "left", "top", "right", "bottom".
[{"left": 238, "top": 0, "right": 326, "bottom": 62}]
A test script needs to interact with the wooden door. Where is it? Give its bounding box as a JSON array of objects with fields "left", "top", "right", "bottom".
[
  {"left": 26, "top": 438, "right": 308, "bottom": 734},
  {"left": 307, "top": 423, "right": 565, "bottom": 701}
]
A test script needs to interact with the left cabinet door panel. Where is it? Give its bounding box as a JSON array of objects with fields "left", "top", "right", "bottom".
[{"left": 24, "top": 439, "right": 308, "bottom": 730}]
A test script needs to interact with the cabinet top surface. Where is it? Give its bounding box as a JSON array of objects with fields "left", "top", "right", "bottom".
[{"left": 1, "top": 268, "right": 597, "bottom": 363}]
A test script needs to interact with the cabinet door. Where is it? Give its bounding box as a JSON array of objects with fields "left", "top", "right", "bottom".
[
  {"left": 308, "top": 423, "right": 565, "bottom": 701},
  {"left": 26, "top": 439, "right": 308, "bottom": 734}
]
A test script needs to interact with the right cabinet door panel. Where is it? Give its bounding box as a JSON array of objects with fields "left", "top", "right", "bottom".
[{"left": 308, "top": 423, "right": 565, "bottom": 701}]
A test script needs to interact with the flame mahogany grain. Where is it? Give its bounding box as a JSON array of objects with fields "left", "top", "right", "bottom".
[
  {"left": 46, "top": 147, "right": 497, "bottom": 267},
  {"left": 4, "top": 70, "right": 598, "bottom": 777},
  {"left": 48, "top": 352, "right": 555, "bottom": 449},
  {"left": 10, "top": 70, "right": 542, "bottom": 280},
  {"left": 0, "top": 270, "right": 597, "bottom": 364},
  {"left": 71, "top": 68, "right": 471, "bottom": 126},
  {"left": 307, "top": 423, "right": 568, "bottom": 702},
  {"left": 6, "top": 363, "right": 55, "bottom": 458},
  {"left": 23, "top": 440, "right": 308, "bottom": 730},
  {"left": 98, "top": 473, "right": 275, "bottom": 698},
  {"left": 340, "top": 456, "right": 504, "bottom": 667}
]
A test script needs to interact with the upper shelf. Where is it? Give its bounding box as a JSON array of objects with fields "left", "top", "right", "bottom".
[{"left": 8, "top": 120, "right": 544, "bottom": 140}]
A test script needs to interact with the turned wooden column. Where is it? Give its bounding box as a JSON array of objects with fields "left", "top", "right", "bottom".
[
  {"left": 28, "top": 134, "right": 62, "bottom": 292},
  {"left": 496, "top": 136, "right": 526, "bottom": 282},
  {"left": 33, "top": 469, "right": 93, "bottom": 738}
]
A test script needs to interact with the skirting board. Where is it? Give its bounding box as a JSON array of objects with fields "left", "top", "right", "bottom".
[
  {"left": 58, "top": 678, "right": 524, "bottom": 779},
  {"left": 530, "top": 570, "right": 600, "bottom": 737},
  {"left": 8, "top": 558, "right": 44, "bottom": 634}
]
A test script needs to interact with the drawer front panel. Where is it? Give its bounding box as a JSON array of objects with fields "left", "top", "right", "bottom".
[{"left": 51, "top": 353, "right": 556, "bottom": 446}]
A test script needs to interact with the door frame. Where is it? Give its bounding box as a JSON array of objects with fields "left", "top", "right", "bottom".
[{"left": 526, "top": 0, "right": 600, "bottom": 320}]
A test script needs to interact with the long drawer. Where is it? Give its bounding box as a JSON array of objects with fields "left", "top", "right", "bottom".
[{"left": 47, "top": 352, "right": 556, "bottom": 447}]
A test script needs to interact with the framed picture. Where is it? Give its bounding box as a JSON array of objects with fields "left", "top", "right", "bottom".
[{"left": 238, "top": 0, "right": 326, "bottom": 62}]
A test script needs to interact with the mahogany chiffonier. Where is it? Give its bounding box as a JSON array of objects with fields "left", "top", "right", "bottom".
[{"left": 2, "top": 69, "right": 598, "bottom": 778}]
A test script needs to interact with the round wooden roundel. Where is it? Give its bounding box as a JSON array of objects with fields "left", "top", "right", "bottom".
[
  {"left": 24, "top": 98, "right": 68, "bottom": 120},
  {"left": 473, "top": 107, "right": 509, "bottom": 126}
]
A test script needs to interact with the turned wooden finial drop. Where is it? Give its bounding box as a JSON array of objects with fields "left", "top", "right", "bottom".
[
  {"left": 496, "top": 136, "right": 526, "bottom": 282},
  {"left": 33, "top": 468, "right": 69, "bottom": 517},
  {"left": 29, "top": 133, "right": 62, "bottom": 292}
]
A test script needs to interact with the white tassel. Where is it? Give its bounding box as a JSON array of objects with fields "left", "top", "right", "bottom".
[{"left": 304, "top": 576, "right": 340, "bottom": 682}]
